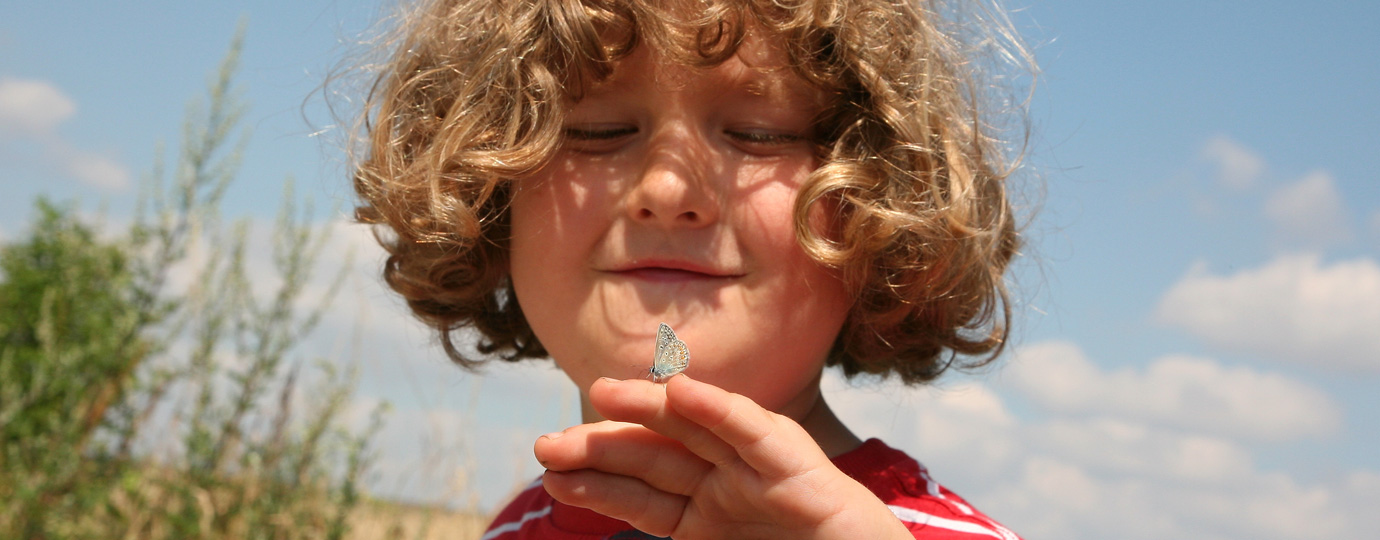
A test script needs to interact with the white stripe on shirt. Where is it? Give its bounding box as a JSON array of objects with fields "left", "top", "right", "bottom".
[
  {"left": 479, "top": 505, "right": 552, "bottom": 540},
  {"left": 921, "top": 470, "right": 977, "bottom": 515},
  {"left": 887, "top": 505, "right": 1005, "bottom": 539}
]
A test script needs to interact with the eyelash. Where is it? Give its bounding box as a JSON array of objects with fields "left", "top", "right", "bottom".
[
  {"left": 564, "top": 126, "right": 637, "bottom": 141},
  {"left": 725, "top": 130, "right": 804, "bottom": 145}
]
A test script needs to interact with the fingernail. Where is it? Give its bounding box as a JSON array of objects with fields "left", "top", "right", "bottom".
[
  {"left": 599, "top": 376, "right": 622, "bottom": 383},
  {"left": 540, "top": 430, "right": 564, "bottom": 440}
]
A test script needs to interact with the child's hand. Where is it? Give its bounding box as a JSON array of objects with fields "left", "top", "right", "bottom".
[{"left": 534, "top": 376, "right": 913, "bottom": 540}]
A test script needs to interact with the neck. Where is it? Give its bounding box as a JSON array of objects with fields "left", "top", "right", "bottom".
[{"left": 796, "top": 391, "right": 863, "bottom": 458}]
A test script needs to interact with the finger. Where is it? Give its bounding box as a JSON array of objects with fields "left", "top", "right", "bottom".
[
  {"left": 534, "top": 421, "right": 713, "bottom": 496},
  {"left": 665, "top": 375, "right": 825, "bottom": 479},
  {"left": 542, "top": 469, "right": 686, "bottom": 538},
  {"left": 586, "top": 377, "right": 740, "bottom": 467}
]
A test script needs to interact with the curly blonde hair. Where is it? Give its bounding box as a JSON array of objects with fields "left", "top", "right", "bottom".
[{"left": 351, "top": 0, "right": 1033, "bottom": 384}]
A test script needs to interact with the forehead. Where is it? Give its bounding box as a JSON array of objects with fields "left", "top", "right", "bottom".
[{"left": 580, "top": 32, "right": 824, "bottom": 107}]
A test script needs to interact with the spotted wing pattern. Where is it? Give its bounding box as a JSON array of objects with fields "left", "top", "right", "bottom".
[{"left": 649, "top": 323, "right": 690, "bottom": 382}]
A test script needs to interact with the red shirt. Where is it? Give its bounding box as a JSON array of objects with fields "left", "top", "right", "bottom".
[{"left": 481, "top": 439, "right": 1021, "bottom": 540}]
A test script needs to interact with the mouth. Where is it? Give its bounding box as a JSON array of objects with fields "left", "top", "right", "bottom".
[{"left": 604, "top": 259, "right": 743, "bottom": 283}]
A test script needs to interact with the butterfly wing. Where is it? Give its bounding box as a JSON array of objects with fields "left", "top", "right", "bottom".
[
  {"left": 650, "top": 323, "right": 690, "bottom": 382},
  {"left": 655, "top": 323, "right": 675, "bottom": 357},
  {"left": 665, "top": 339, "right": 689, "bottom": 372}
]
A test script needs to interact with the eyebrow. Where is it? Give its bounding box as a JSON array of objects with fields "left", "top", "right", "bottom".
[
  {"left": 579, "top": 59, "right": 824, "bottom": 112},
  {"left": 735, "top": 70, "right": 822, "bottom": 110}
]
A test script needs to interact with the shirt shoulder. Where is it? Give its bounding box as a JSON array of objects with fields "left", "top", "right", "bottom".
[
  {"left": 480, "top": 480, "right": 555, "bottom": 540},
  {"left": 833, "top": 439, "right": 1023, "bottom": 540},
  {"left": 481, "top": 478, "right": 640, "bottom": 540}
]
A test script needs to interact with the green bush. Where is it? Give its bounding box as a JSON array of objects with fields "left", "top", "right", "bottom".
[{"left": 0, "top": 27, "right": 386, "bottom": 540}]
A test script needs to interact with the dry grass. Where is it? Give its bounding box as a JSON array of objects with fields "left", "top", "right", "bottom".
[{"left": 347, "top": 500, "right": 488, "bottom": 540}]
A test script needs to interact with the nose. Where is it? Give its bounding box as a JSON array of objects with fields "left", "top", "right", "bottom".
[{"left": 624, "top": 125, "right": 721, "bottom": 228}]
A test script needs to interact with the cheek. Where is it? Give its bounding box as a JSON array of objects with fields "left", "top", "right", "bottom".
[
  {"left": 508, "top": 180, "right": 551, "bottom": 280},
  {"left": 508, "top": 161, "right": 618, "bottom": 372},
  {"left": 509, "top": 162, "right": 599, "bottom": 269},
  {"left": 508, "top": 171, "right": 581, "bottom": 326},
  {"left": 730, "top": 178, "right": 852, "bottom": 360},
  {"left": 737, "top": 163, "right": 812, "bottom": 244}
]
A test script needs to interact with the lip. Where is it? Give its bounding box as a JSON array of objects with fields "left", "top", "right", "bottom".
[{"left": 603, "top": 258, "right": 743, "bottom": 282}]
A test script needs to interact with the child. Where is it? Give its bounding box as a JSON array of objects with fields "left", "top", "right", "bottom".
[{"left": 352, "top": 0, "right": 1029, "bottom": 538}]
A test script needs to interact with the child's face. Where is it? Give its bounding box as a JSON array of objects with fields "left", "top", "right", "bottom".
[{"left": 509, "top": 35, "right": 851, "bottom": 420}]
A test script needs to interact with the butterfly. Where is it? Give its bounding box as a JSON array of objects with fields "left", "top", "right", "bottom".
[{"left": 649, "top": 323, "right": 690, "bottom": 383}]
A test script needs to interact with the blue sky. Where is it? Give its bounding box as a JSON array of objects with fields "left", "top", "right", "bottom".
[{"left": 3, "top": 1, "right": 1378, "bottom": 538}]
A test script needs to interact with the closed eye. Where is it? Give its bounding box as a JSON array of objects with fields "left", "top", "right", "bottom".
[
  {"left": 562, "top": 125, "right": 637, "bottom": 154},
  {"left": 724, "top": 128, "right": 813, "bottom": 157},
  {"left": 726, "top": 130, "right": 804, "bottom": 145},
  {"left": 564, "top": 126, "right": 637, "bottom": 140}
]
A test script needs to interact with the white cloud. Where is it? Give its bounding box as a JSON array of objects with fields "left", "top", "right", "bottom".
[
  {"left": 0, "top": 77, "right": 75, "bottom": 136},
  {"left": 61, "top": 151, "right": 130, "bottom": 190},
  {"left": 985, "top": 456, "right": 1184, "bottom": 539},
  {"left": 826, "top": 376, "right": 1021, "bottom": 487},
  {"left": 987, "top": 456, "right": 1360, "bottom": 540},
  {"left": 349, "top": 358, "right": 574, "bottom": 509},
  {"left": 1006, "top": 341, "right": 1341, "bottom": 441},
  {"left": 1263, "top": 171, "right": 1353, "bottom": 249},
  {"left": 0, "top": 76, "right": 130, "bottom": 190},
  {"left": 1030, "top": 417, "right": 1258, "bottom": 484},
  {"left": 1337, "top": 471, "right": 1380, "bottom": 533},
  {"left": 151, "top": 214, "right": 580, "bottom": 510},
  {"left": 1200, "top": 135, "right": 1264, "bottom": 190},
  {"left": 826, "top": 364, "right": 1375, "bottom": 540},
  {"left": 287, "top": 218, "right": 578, "bottom": 509},
  {"left": 1156, "top": 254, "right": 1380, "bottom": 373}
]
